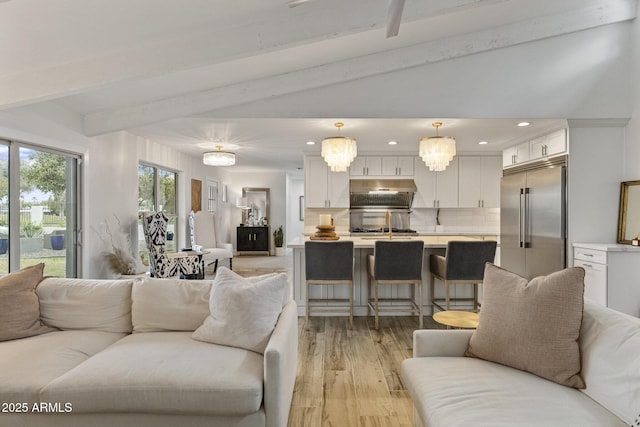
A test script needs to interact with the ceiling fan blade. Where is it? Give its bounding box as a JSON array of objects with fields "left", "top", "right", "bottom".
[
  {"left": 386, "top": 0, "right": 405, "bottom": 38},
  {"left": 287, "top": 0, "right": 312, "bottom": 7}
]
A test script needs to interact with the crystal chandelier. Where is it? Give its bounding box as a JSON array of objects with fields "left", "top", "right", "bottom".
[
  {"left": 203, "top": 145, "right": 235, "bottom": 166},
  {"left": 321, "top": 122, "right": 357, "bottom": 172},
  {"left": 419, "top": 122, "right": 456, "bottom": 172}
]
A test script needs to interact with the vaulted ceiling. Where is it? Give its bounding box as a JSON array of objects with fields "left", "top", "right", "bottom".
[{"left": 0, "top": 0, "right": 635, "bottom": 171}]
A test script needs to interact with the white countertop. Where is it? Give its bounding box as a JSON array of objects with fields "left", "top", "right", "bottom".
[
  {"left": 302, "top": 230, "right": 499, "bottom": 237},
  {"left": 573, "top": 242, "right": 640, "bottom": 252},
  {"left": 288, "top": 235, "right": 487, "bottom": 249}
]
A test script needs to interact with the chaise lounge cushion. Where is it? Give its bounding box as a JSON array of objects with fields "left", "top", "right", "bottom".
[
  {"left": 192, "top": 267, "right": 287, "bottom": 354},
  {"left": 401, "top": 355, "right": 626, "bottom": 427},
  {"left": 40, "top": 332, "right": 264, "bottom": 416},
  {"left": 0, "top": 330, "right": 126, "bottom": 404},
  {"left": 37, "top": 277, "right": 134, "bottom": 333},
  {"left": 465, "top": 264, "right": 585, "bottom": 388},
  {"left": 0, "top": 263, "right": 54, "bottom": 342},
  {"left": 132, "top": 277, "right": 211, "bottom": 332}
]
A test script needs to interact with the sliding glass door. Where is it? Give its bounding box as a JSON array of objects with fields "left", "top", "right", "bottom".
[{"left": 0, "top": 139, "right": 80, "bottom": 277}]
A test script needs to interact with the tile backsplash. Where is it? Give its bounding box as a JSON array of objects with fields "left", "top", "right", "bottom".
[
  {"left": 411, "top": 208, "right": 500, "bottom": 233},
  {"left": 304, "top": 207, "right": 499, "bottom": 234}
]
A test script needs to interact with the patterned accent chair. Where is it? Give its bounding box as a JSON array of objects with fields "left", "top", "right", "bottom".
[{"left": 142, "top": 211, "right": 202, "bottom": 278}]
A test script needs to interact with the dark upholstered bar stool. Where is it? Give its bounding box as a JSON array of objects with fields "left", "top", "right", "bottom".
[
  {"left": 367, "top": 240, "right": 424, "bottom": 330},
  {"left": 305, "top": 241, "right": 355, "bottom": 328},
  {"left": 429, "top": 240, "right": 497, "bottom": 312}
]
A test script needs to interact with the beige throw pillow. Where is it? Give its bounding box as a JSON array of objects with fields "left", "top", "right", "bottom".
[
  {"left": 465, "top": 263, "right": 586, "bottom": 388},
  {"left": 0, "top": 263, "right": 56, "bottom": 341},
  {"left": 192, "top": 267, "right": 287, "bottom": 354}
]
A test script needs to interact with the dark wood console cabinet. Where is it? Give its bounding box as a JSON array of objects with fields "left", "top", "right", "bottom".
[{"left": 237, "top": 226, "right": 270, "bottom": 256}]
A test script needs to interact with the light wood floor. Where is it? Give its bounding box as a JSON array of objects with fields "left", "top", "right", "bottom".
[{"left": 288, "top": 315, "right": 444, "bottom": 427}]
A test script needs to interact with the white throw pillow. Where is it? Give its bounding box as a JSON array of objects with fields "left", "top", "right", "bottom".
[{"left": 192, "top": 267, "right": 287, "bottom": 354}]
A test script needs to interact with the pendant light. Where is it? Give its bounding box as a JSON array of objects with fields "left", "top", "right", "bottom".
[
  {"left": 419, "top": 122, "right": 456, "bottom": 172},
  {"left": 321, "top": 122, "right": 357, "bottom": 172}
]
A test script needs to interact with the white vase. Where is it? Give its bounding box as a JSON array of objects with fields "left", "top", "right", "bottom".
[{"left": 275, "top": 247, "right": 285, "bottom": 256}]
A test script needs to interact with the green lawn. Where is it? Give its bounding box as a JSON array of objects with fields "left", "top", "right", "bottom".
[{"left": 0, "top": 256, "right": 67, "bottom": 277}]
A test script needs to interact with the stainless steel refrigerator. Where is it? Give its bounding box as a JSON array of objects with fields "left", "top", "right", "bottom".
[{"left": 500, "top": 157, "right": 567, "bottom": 279}]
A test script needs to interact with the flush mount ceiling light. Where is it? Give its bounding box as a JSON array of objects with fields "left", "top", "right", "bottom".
[
  {"left": 321, "top": 122, "right": 357, "bottom": 172},
  {"left": 203, "top": 145, "right": 235, "bottom": 166},
  {"left": 419, "top": 122, "right": 456, "bottom": 172}
]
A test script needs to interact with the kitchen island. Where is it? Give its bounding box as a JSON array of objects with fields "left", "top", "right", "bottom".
[{"left": 289, "top": 235, "right": 497, "bottom": 317}]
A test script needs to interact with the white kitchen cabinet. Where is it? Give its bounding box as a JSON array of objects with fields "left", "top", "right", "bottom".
[
  {"left": 530, "top": 129, "right": 567, "bottom": 158},
  {"left": 502, "top": 142, "right": 530, "bottom": 167},
  {"left": 458, "top": 156, "right": 502, "bottom": 208},
  {"left": 382, "top": 156, "right": 414, "bottom": 176},
  {"left": 349, "top": 156, "right": 382, "bottom": 176},
  {"left": 304, "top": 156, "right": 349, "bottom": 208},
  {"left": 573, "top": 243, "right": 640, "bottom": 317},
  {"left": 413, "top": 156, "right": 458, "bottom": 208},
  {"left": 503, "top": 129, "right": 567, "bottom": 168}
]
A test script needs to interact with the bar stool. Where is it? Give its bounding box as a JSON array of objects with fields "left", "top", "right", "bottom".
[
  {"left": 367, "top": 240, "right": 424, "bottom": 330},
  {"left": 429, "top": 240, "right": 497, "bottom": 312},
  {"left": 305, "top": 241, "right": 354, "bottom": 328}
]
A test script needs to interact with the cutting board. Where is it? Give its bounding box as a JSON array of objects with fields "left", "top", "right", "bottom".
[{"left": 310, "top": 236, "right": 340, "bottom": 240}]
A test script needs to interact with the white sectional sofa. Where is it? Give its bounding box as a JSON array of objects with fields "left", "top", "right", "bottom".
[
  {"left": 401, "top": 300, "right": 640, "bottom": 427},
  {"left": 0, "top": 275, "right": 298, "bottom": 427}
]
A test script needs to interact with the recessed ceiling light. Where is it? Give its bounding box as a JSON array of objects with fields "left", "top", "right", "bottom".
[
  {"left": 388, "top": 141, "right": 398, "bottom": 145},
  {"left": 306, "top": 141, "right": 315, "bottom": 145},
  {"left": 517, "top": 121, "right": 531, "bottom": 127},
  {"left": 478, "top": 141, "right": 489, "bottom": 145}
]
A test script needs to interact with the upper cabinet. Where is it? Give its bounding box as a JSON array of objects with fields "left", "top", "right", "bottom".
[
  {"left": 349, "top": 156, "right": 382, "bottom": 176},
  {"left": 502, "top": 142, "right": 530, "bottom": 167},
  {"left": 413, "top": 156, "right": 459, "bottom": 208},
  {"left": 458, "top": 156, "right": 502, "bottom": 208},
  {"left": 503, "top": 129, "right": 567, "bottom": 168},
  {"left": 381, "top": 156, "right": 415, "bottom": 176},
  {"left": 350, "top": 156, "right": 414, "bottom": 177},
  {"left": 530, "top": 129, "right": 567, "bottom": 159},
  {"left": 304, "top": 156, "right": 349, "bottom": 208}
]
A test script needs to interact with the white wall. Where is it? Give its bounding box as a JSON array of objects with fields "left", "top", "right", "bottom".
[
  {"left": 567, "top": 123, "right": 626, "bottom": 263},
  {"left": 624, "top": 14, "right": 640, "bottom": 180},
  {"left": 286, "top": 174, "right": 305, "bottom": 244}
]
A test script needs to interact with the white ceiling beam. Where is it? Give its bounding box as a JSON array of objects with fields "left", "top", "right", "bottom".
[
  {"left": 84, "top": 0, "right": 637, "bottom": 136},
  {"left": 0, "top": 0, "right": 488, "bottom": 110}
]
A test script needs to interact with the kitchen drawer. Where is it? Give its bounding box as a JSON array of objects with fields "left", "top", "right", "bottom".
[
  {"left": 573, "top": 247, "right": 607, "bottom": 264},
  {"left": 574, "top": 259, "right": 607, "bottom": 306}
]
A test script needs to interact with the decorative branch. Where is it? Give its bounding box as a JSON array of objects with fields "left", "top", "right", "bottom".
[{"left": 92, "top": 216, "right": 146, "bottom": 275}]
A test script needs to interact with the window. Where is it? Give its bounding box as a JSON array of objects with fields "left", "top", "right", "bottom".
[
  {"left": 0, "top": 140, "right": 80, "bottom": 277},
  {"left": 206, "top": 179, "right": 218, "bottom": 213},
  {"left": 138, "top": 164, "right": 178, "bottom": 259}
]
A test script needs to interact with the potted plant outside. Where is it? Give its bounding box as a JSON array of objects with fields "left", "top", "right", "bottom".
[
  {"left": 0, "top": 236, "right": 7, "bottom": 255},
  {"left": 274, "top": 226, "right": 285, "bottom": 256}
]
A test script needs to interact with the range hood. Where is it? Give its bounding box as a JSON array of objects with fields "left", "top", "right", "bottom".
[{"left": 349, "top": 179, "right": 417, "bottom": 209}]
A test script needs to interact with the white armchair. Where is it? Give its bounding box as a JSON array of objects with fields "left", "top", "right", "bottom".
[{"left": 188, "top": 211, "right": 233, "bottom": 273}]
